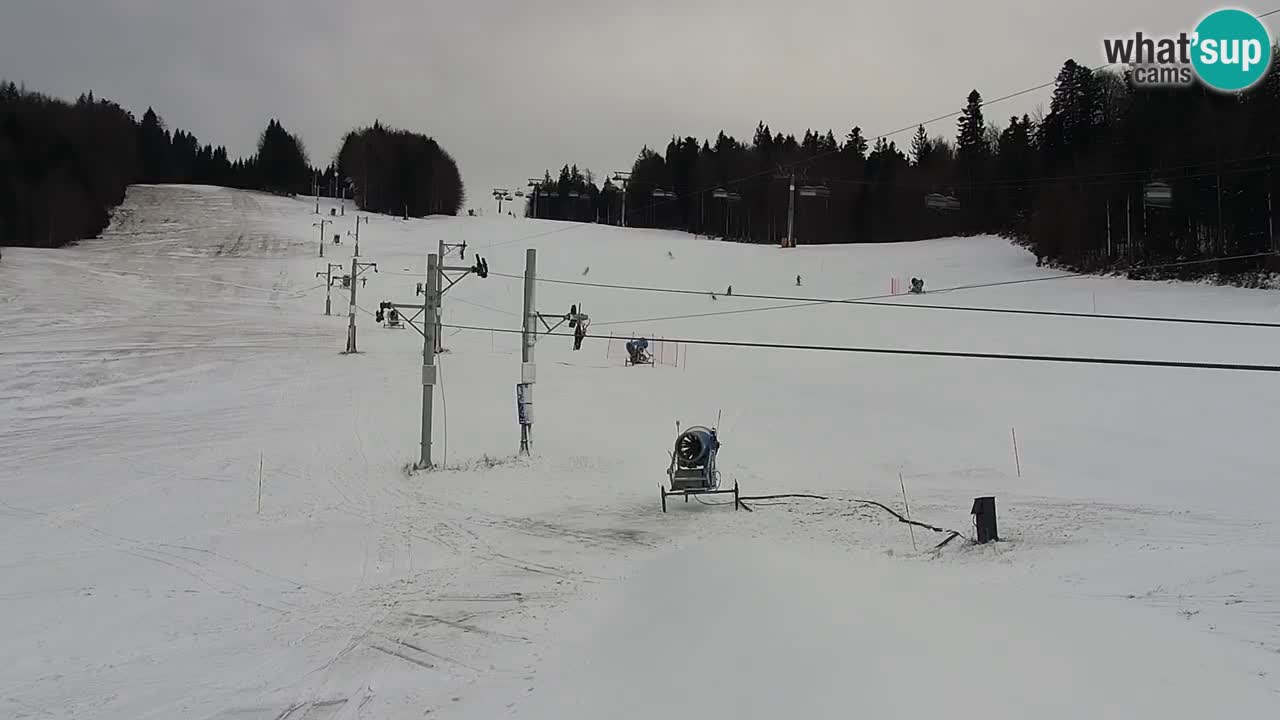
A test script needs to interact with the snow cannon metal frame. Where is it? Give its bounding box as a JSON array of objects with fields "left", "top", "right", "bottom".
[{"left": 661, "top": 422, "right": 739, "bottom": 512}]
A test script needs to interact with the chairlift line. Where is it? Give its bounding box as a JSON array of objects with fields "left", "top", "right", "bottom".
[
  {"left": 439, "top": 322, "right": 1280, "bottom": 374},
  {"left": 485, "top": 250, "right": 1280, "bottom": 330}
]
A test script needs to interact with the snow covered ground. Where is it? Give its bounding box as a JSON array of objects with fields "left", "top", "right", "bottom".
[{"left": 1, "top": 184, "right": 1278, "bottom": 718}]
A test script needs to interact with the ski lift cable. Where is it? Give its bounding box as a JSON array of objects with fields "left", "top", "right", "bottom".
[
  {"left": 437, "top": 322, "right": 1280, "bottom": 374},
  {"left": 815, "top": 152, "right": 1280, "bottom": 191},
  {"left": 483, "top": 251, "right": 1280, "bottom": 330}
]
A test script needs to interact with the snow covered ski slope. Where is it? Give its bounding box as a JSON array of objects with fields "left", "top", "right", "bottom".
[{"left": 1, "top": 184, "right": 1278, "bottom": 718}]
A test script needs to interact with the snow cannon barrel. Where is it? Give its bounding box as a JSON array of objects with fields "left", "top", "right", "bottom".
[{"left": 675, "top": 426, "right": 718, "bottom": 469}]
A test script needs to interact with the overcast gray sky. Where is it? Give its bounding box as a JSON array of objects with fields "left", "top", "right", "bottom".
[{"left": 1, "top": 1, "right": 1270, "bottom": 209}]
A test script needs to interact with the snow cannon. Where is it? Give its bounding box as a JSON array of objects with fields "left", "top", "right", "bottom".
[
  {"left": 625, "top": 338, "right": 652, "bottom": 366},
  {"left": 674, "top": 426, "right": 717, "bottom": 471},
  {"left": 661, "top": 422, "right": 739, "bottom": 512}
]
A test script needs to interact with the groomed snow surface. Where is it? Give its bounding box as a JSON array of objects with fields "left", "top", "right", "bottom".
[{"left": 1, "top": 185, "right": 1278, "bottom": 719}]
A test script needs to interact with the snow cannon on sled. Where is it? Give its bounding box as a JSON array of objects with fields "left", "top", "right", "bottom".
[
  {"left": 661, "top": 422, "right": 739, "bottom": 512},
  {"left": 625, "top": 338, "right": 652, "bottom": 366}
]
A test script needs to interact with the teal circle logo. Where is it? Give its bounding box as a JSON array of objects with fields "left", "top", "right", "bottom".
[{"left": 1191, "top": 9, "right": 1273, "bottom": 92}]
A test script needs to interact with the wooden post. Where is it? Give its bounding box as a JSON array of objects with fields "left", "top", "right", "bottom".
[
  {"left": 1011, "top": 427, "right": 1022, "bottom": 478},
  {"left": 899, "top": 471, "right": 917, "bottom": 551},
  {"left": 257, "top": 452, "right": 264, "bottom": 514}
]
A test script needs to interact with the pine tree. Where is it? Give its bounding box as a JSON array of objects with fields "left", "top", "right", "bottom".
[
  {"left": 844, "top": 127, "right": 868, "bottom": 160},
  {"left": 910, "top": 124, "right": 932, "bottom": 167},
  {"left": 956, "top": 90, "right": 988, "bottom": 168},
  {"left": 256, "top": 119, "right": 310, "bottom": 195},
  {"left": 137, "top": 108, "right": 172, "bottom": 183}
]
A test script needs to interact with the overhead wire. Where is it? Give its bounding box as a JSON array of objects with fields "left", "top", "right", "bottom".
[
  {"left": 438, "top": 322, "right": 1280, "bottom": 373},
  {"left": 486, "top": 251, "right": 1278, "bottom": 329},
  {"left": 814, "top": 152, "right": 1280, "bottom": 191}
]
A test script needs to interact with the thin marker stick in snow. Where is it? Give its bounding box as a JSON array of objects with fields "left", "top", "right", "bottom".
[
  {"left": 257, "top": 452, "right": 264, "bottom": 514},
  {"left": 1011, "top": 427, "right": 1022, "bottom": 478},
  {"left": 899, "top": 471, "right": 917, "bottom": 551}
]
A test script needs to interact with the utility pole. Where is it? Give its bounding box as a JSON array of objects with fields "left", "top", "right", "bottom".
[
  {"left": 613, "top": 171, "right": 631, "bottom": 227},
  {"left": 315, "top": 262, "right": 344, "bottom": 315},
  {"left": 1106, "top": 198, "right": 1112, "bottom": 258},
  {"left": 1270, "top": 189, "right": 1275, "bottom": 252},
  {"left": 417, "top": 252, "right": 440, "bottom": 469},
  {"left": 1268, "top": 168, "right": 1275, "bottom": 251},
  {"left": 786, "top": 173, "right": 796, "bottom": 248},
  {"left": 519, "top": 248, "right": 536, "bottom": 456},
  {"left": 1216, "top": 165, "right": 1225, "bottom": 254},
  {"left": 493, "top": 188, "right": 512, "bottom": 215},
  {"left": 401, "top": 249, "right": 488, "bottom": 469},
  {"left": 510, "top": 251, "right": 584, "bottom": 456},
  {"left": 313, "top": 219, "right": 331, "bottom": 258},
  {"left": 527, "top": 178, "right": 546, "bottom": 219},
  {"left": 1127, "top": 195, "right": 1132, "bottom": 257},
  {"left": 341, "top": 186, "right": 346, "bottom": 216},
  {"left": 345, "top": 257, "right": 378, "bottom": 353},
  {"left": 315, "top": 171, "right": 321, "bottom": 214},
  {"left": 349, "top": 215, "right": 369, "bottom": 256},
  {"left": 773, "top": 170, "right": 797, "bottom": 247}
]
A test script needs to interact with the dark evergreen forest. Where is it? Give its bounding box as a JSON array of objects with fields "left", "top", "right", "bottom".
[{"left": 0, "top": 82, "right": 465, "bottom": 249}]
